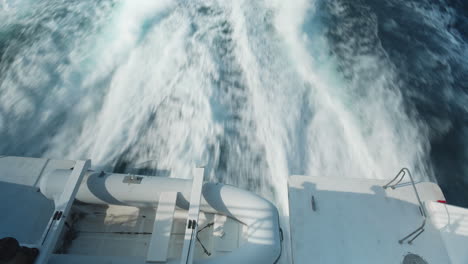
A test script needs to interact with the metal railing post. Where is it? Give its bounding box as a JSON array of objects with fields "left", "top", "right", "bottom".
[{"left": 383, "top": 168, "right": 426, "bottom": 244}]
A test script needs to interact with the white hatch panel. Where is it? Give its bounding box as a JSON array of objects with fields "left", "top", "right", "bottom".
[
  {"left": 288, "top": 175, "right": 450, "bottom": 264},
  {"left": 147, "top": 192, "right": 178, "bottom": 262}
]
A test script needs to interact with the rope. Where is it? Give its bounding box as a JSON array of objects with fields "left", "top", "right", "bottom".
[{"left": 196, "top": 222, "right": 214, "bottom": 256}]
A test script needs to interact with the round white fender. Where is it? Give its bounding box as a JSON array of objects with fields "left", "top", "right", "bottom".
[
  {"left": 198, "top": 182, "right": 282, "bottom": 264},
  {"left": 40, "top": 170, "right": 282, "bottom": 264}
]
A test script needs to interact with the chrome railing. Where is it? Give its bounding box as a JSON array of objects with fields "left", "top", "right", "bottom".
[{"left": 383, "top": 168, "right": 426, "bottom": 244}]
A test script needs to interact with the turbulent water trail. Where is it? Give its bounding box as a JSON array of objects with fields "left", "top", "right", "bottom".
[
  {"left": 2, "top": 0, "right": 468, "bottom": 260},
  {"left": 0, "top": 0, "right": 432, "bottom": 205}
]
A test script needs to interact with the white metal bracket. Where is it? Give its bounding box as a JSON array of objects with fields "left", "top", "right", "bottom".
[
  {"left": 180, "top": 168, "right": 204, "bottom": 264},
  {"left": 35, "top": 160, "right": 90, "bottom": 264}
]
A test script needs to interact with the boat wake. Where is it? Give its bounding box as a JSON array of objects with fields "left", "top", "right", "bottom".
[{"left": 1, "top": 1, "right": 468, "bottom": 254}]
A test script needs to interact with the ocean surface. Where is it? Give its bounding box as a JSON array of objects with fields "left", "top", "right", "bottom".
[{"left": 0, "top": 0, "right": 467, "bottom": 225}]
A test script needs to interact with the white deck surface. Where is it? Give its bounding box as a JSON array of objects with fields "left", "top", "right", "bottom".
[
  {"left": 147, "top": 192, "right": 178, "bottom": 262},
  {"left": 288, "top": 175, "right": 451, "bottom": 264},
  {"left": 66, "top": 203, "right": 246, "bottom": 261}
]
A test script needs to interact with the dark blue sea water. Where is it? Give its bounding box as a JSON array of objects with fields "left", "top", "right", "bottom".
[
  {"left": 321, "top": 0, "right": 468, "bottom": 206},
  {"left": 0, "top": 0, "right": 467, "bottom": 211}
]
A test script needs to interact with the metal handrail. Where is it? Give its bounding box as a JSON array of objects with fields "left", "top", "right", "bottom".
[{"left": 383, "top": 168, "right": 426, "bottom": 244}]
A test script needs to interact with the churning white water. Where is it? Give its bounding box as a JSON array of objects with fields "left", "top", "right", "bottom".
[{"left": 1, "top": 0, "right": 438, "bottom": 261}]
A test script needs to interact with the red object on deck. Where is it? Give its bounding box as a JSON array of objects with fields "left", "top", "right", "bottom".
[{"left": 437, "top": 200, "right": 447, "bottom": 204}]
